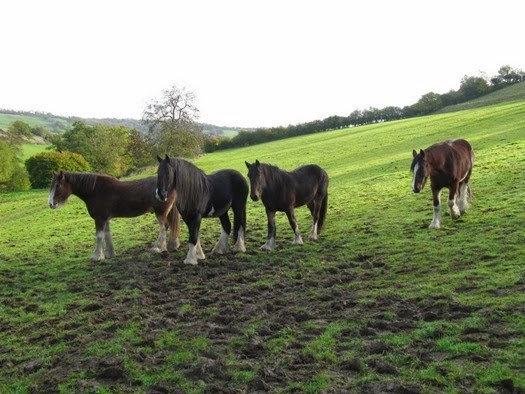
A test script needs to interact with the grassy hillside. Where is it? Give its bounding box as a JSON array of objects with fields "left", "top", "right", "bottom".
[
  {"left": 437, "top": 81, "right": 525, "bottom": 114},
  {"left": 1, "top": 101, "right": 524, "bottom": 392},
  {"left": 0, "top": 113, "right": 73, "bottom": 133}
]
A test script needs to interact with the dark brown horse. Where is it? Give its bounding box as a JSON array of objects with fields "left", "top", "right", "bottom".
[
  {"left": 156, "top": 156, "right": 248, "bottom": 265},
  {"left": 48, "top": 171, "right": 180, "bottom": 261},
  {"left": 245, "top": 160, "right": 329, "bottom": 250},
  {"left": 411, "top": 139, "right": 474, "bottom": 228}
]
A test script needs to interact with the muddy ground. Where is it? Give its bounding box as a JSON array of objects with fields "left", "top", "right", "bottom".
[{"left": 4, "top": 243, "right": 524, "bottom": 394}]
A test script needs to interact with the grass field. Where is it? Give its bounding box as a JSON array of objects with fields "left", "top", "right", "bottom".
[
  {"left": 21, "top": 144, "right": 50, "bottom": 161},
  {"left": 1, "top": 100, "right": 524, "bottom": 393},
  {"left": 0, "top": 113, "right": 72, "bottom": 133}
]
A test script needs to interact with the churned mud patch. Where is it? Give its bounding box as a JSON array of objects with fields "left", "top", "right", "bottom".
[{"left": 7, "top": 246, "right": 522, "bottom": 393}]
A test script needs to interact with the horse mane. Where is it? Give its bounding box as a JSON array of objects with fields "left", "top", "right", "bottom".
[
  {"left": 170, "top": 158, "right": 210, "bottom": 213},
  {"left": 65, "top": 172, "right": 98, "bottom": 194},
  {"left": 260, "top": 163, "right": 289, "bottom": 190}
]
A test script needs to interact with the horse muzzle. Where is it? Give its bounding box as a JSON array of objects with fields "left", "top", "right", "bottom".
[
  {"left": 250, "top": 194, "right": 259, "bottom": 202},
  {"left": 155, "top": 188, "right": 168, "bottom": 202}
]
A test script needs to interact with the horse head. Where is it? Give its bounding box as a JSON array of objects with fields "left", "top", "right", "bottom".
[
  {"left": 156, "top": 154, "right": 174, "bottom": 202},
  {"left": 411, "top": 149, "right": 429, "bottom": 193},
  {"left": 245, "top": 160, "right": 263, "bottom": 201},
  {"left": 48, "top": 171, "right": 72, "bottom": 208}
]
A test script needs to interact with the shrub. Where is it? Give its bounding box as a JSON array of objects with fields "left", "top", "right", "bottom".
[
  {"left": 25, "top": 151, "right": 92, "bottom": 189},
  {"left": 6, "top": 167, "right": 31, "bottom": 192}
]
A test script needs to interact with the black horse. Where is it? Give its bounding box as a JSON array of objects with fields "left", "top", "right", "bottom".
[
  {"left": 411, "top": 139, "right": 474, "bottom": 228},
  {"left": 245, "top": 160, "right": 329, "bottom": 250},
  {"left": 156, "top": 155, "right": 248, "bottom": 265}
]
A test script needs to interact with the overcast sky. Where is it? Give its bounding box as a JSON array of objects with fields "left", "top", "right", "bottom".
[{"left": 1, "top": 0, "right": 523, "bottom": 128}]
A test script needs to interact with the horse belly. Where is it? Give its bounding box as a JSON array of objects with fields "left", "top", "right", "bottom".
[{"left": 113, "top": 202, "right": 153, "bottom": 218}]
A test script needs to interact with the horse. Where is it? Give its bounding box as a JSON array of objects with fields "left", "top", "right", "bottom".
[
  {"left": 155, "top": 155, "right": 248, "bottom": 265},
  {"left": 245, "top": 160, "right": 329, "bottom": 251},
  {"left": 48, "top": 171, "right": 180, "bottom": 261},
  {"left": 410, "top": 139, "right": 474, "bottom": 229}
]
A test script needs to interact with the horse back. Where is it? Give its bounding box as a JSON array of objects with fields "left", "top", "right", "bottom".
[
  {"left": 427, "top": 139, "right": 473, "bottom": 186},
  {"left": 207, "top": 169, "right": 249, "bottom": 213},
  {"left": 290, "top": 164, "right": 329, "bottom": 207},
  {"left": 93, "top": 176, "right": 173, "bottom": 218}
]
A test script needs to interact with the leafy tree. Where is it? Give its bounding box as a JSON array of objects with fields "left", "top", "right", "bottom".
[
  {"left": 143, "top": 85, "right": 204, "bottom": 158},
  {"left": 51, "top": 121, "right": 131, "bottom": 176},
  {"left": 0, "top": 140, "right": 20, "bottom": 191},
  {"left": 8, "top": 120, "right": 32, "bottom": 139},
  {"left": 458, "top": 75, "right": 489, "bottom": 101},
  {"left": 410, "top": 92, "right": 443, "bottom": 116},
  {"left": 127, "top": 129, "right": 154, "bottom": 169}
]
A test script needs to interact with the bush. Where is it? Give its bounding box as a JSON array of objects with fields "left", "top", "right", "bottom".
[
  {"left": 6, "top": 167, "right": 31, "bottom": 192},
  {"left": 25, "top": 151, "right": 92, "bottom": 189}
]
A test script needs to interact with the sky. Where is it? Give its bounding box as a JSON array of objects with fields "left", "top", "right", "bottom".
[{"left": 1, "top": 1, "right": 524, "bottom": 128}]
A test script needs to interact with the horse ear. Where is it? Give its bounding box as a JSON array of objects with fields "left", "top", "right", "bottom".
[
  {"left": 58, "top": 171, "right": 64, "bottom": 179},
  {"left": 412, "top": 150, "right": 417, "bottom": 158},
  {"left": 157, "top": 155, "right": 163, "bottom": 163},
  {"left": 245, "top": 161, "right": 251, "bottom": 169},
  {"left": 164, "top": 154, "right": 171, "bottom": 164},
  {"left": 255, "top": 159, "right": 260, "bottom": 167},
  {"left": 419, "top": 149, "right": 425, "bottom": 158}
]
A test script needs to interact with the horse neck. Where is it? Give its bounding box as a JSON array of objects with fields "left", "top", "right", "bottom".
[
  {"left": 172, "top": 160, "right": 209, "bottom": 214},
  {"left": 67, "top": 173, "right": 98, "bottom": 200},
  {"left": 261, "top": 165, "right": 288, "bottom": 192}
]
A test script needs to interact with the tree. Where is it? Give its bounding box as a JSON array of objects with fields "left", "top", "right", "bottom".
[
  {"left": 9, "top": 120, "right": 32, "bottom": 139},
  {"left": 410, "top": 92, "right": 443, "bottom": 116},
  {"left": 458, "top": 75, "right": 489, "bottom": 101},
  {"left": 127, "top": 129, "right": 154, "bottom": 169},
  {"left": 51, "top": 121, "right": 131, "bottom": 177},
  {"left": 142, "top": 85, "right": 204, "bottom": 158}
]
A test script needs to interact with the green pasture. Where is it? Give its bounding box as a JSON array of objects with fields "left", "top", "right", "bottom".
[
  {"left": 1, "top": 101, "right": 524, "bottom": 392},
  {"left": 21, "top": 143, "right": 50, "bottom": 161},
  {"left": 0, "top": 113, "right": 72, "bottom": 132}
]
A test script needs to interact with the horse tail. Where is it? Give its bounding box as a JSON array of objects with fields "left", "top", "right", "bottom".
[
  {"left": 168, "top": 204, "right": 181, "bottom": 250},
  {"left": 317, "top": 193, "right": 328, "bottom": 233}
]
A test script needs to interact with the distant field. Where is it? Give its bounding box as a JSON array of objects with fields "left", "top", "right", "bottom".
[
  {"left": 1, "top": 101, "right": 524, "bottom": 392},
  {"left": 21, "top": 143, "right": 50, "bottom": 161},
  {"left": 0, "top": 113, "right": 72, "bottom": 133}
]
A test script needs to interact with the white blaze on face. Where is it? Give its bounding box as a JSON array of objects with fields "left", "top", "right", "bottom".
[
  {"left": 412, "top": 163, "right": 420, "bottom": 192},
  {"left": 48, "top": 188, "right": 55, "bottom": 208}
]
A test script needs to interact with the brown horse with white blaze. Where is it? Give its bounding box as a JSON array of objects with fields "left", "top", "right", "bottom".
[
  {"left": 410, "top": 139, "right": 474, "bottom": 229},
  {"left": 48, "top": 171, "right": 180, "bottom": 261}
]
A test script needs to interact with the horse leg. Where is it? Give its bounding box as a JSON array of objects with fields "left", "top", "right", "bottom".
[
  {"left": 184, "top": 215, "right": 202, "bottom": 265},
  {"left": 286, "top": 207, "right": 303, "bottom": 245},
  {"left": 232, "top": 203, "right": 246, "bottom": 253},
  {"left": 91, "top": 219, "right": 108, "bottom": 261},
  {"left": 261, "top": 209, "right": 277, "bottom": 251},
  {"left": 195, "top": 238, "right": 206, "bottom": 260},
  {"left": 308, "top": 200, "right": 324, "bottom": 241},
  {"left": 167, "top": 207, "right": 181, "bottom": 251},
  {"left": 429, "top": 187, "right": 442, "bottom": 229},
  {"left": 152, "top": 214, "right": 168, "bottom": 253},
  {"left": 447, "top": 183, "right": 461, "bottom": 219},
  {"left": 212, "top": 213, "right": 231, "bottom": 255},
  {"left": 457, "top": 182, "right": 471, "bottom": 214},
  {"left": 104, "top": 221, "right": 115, "bottom": 259}
]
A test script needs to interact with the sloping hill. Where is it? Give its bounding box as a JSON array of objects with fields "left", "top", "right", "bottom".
[
  {"left": 0, "top": 112, "right": 73, "bottom": 132},
  {"left": 437, "top": 81, "right": 525, "bottom": 114},
  {"left": 1, "top": 100, "right": 524, "bottom": 392}
]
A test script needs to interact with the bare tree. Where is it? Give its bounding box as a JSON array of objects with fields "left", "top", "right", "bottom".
[{"left": 143, "top": 85, "right": 203, "bottom": 158}]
